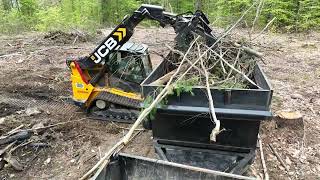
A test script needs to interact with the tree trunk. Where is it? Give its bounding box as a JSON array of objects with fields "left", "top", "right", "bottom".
[
  {"left": 195, "top": 0, "right": 204, "bottom": 10},
  {"left": 293, "top": 0, "right": 301, "bottom": 32},
  {"left": 101, "top": 0, "right": 109, "bottom": 24}
]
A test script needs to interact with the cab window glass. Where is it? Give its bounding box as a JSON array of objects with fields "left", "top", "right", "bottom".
[{"left": 107, "top": 52, "right": 145, "bottom": 84}]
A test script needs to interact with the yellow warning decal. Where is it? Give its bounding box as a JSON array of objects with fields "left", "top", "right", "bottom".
[{"left": 113, "top": 28, "right": 127, "bottom": 42}]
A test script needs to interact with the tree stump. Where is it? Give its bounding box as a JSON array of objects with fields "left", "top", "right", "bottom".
[{"left": 275, "top": 111, "right": 303, "bottom": 128}]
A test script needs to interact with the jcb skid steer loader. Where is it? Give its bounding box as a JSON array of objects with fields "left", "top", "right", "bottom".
[{"left": 67, "top": 4, "right": 216, "bottom": 123}]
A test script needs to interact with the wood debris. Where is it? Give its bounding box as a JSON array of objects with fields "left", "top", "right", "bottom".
[
  {"left": 154, "top": 37, "right": 261, "bottom": 89},
  {"left": 258, "top": 134, "right": 269, "bottom": 180},
  {"left": 0, "top": 118, "right": 86, "bottom": 172},
  {"left": 269, "top": 144, "right": 289, "bottom": 172}
]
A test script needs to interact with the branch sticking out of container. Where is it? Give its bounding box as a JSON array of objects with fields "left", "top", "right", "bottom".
[{"left": 198, "top": 42, "right": 221, "bottom": 142}]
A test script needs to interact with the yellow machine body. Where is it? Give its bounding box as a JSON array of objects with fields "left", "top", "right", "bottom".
[
  {"left": 70, "top": 62, "right": 95, "bottom": 103},
  {"left": 70, "top": 62, "right": 143, "bottom": 108}
]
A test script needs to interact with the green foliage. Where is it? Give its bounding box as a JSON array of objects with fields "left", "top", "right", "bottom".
[
  {"left": 255, "top": 0, "right": 320, "bottom": 31},
  {"left": 0, "top": 9, "right": 27, "bottom": 34},
  {"left": 58, "top": 0, "right": 102, "bottom": 32},
  {"left": 0, "top": 0, "right": 39, "bottom": 33},
  {"left": 99, "top": 0, "right": 142, "bottom": 24},
  {"left": 35, "top": 6, "right": 65, "bottom": 31},
  {"left": 142, "top": 95, "right": 157, "bottom": 120},
  {"left": 205, "top": 0, "right": 320, "bottom": 32},
  {"left": 209, "top": 0, "right": 253, "bottom": 26},
  {"left": 142, "top": 90, "right": 168, "bottom": 120},
  {"left": 0, "top": 0, "right": 320, "bottom": 34},
  {"left": 261, "top": 1, "right": 297, "bottom": 31},
  {"left": 218, "top": 79, "right": 248, "bottom": 89},
  {"left": 172, "top": 76, "right": 198, "bottom": 96},
  {"left": 298, "top": 0, "right": 320, "bottom": 30},
  {"left": 142, "top": 76, "right": 198, "bottom": 120},
  {"left": 20, "top": 0, "right": 38, "bottom": 17}
]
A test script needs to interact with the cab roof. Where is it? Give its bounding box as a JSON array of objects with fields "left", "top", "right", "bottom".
[{"left": 120, "top": 42, "right": 148, "bottom": 54}]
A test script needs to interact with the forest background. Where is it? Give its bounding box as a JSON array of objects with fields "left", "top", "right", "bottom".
[{"left": 0, "top": 0, "right": 319, "bottom": 34}]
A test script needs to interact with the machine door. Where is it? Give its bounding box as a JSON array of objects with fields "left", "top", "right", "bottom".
[{"left": 107, "top": 51, "right": 147, "bottom": 93}]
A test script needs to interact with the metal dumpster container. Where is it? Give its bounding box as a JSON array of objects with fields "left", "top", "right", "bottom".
[
  {"left": 141, "top": 59, "right": 273, "bottom": 150},
  {"left": 92, "top": 153, "right": 256, "bottom": 180}
]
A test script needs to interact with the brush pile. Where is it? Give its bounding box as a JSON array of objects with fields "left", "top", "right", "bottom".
[
  {"left": 148, "top": 34, "right": 263, "bottom": 142},
  {"left": 152, "top": 35, "right": 262, "bottom": 89}
]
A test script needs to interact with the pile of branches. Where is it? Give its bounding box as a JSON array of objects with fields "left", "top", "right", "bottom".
[
  {"left": 44, "top": 30, "right": 89, "bottom": 44},
  {"left": 153, "top": 36, "right": 262, "bottom": 89},
  {"left": 150, "top": 34, "right": 262, "bottom": 141}
]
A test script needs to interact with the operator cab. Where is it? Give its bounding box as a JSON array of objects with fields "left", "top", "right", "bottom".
[
  {"left": 106, "top": 42, "right": 152, "bottom": 93},
  {"left": 67, "top": 42, "right": 152, "bottom": 99}
]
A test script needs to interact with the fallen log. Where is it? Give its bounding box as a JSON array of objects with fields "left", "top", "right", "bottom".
[
  {"left": 0, "top": 125, "right": 24, "bottom": 139},
  {"left": 0, "top": 131, "right": 31, "bottom": 146},
  {"left": 0, "top": 118, "right": 86, "bottom": 146}
]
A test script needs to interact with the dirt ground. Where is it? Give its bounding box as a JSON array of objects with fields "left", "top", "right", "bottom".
[{"left": 0, "top": 27, "right": 319, "bottom": 180}]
